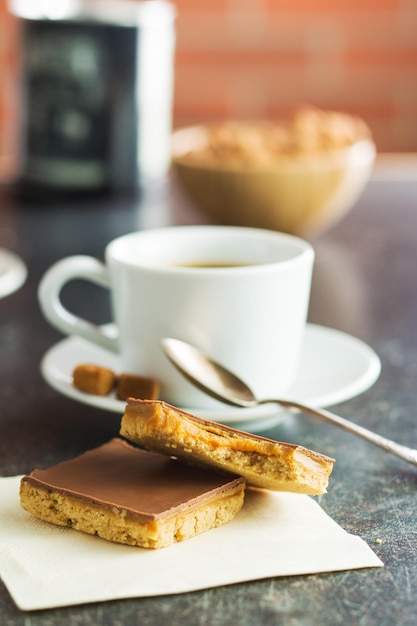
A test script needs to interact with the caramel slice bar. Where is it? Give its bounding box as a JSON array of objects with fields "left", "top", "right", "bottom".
[
  {"left": 120, "top": 399, "right": 335, "bottom": 495},
  {"left": 20, "top": 438, "right": 245, "bottom": 549}
]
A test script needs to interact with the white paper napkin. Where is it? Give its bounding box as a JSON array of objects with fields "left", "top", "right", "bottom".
[{"left": 0, "top": 475, "right": 382, "bottom": 611}]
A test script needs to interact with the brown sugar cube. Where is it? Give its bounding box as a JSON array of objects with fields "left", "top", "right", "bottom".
[
  {"left": 72, "top": 364, "right": 116, "bottom": 396},
  {"left": 116, "top": 373, "right": 160, "bottom": 401},
  {"left": 20, "top": 438, "right": 246, "bottom": 549}
]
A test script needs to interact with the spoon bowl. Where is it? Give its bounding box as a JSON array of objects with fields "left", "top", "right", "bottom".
[
  {"left": 161, "top": 337, "right": 417, "bottom": 467},
  {"left": 161, "top": 337, "right": 257, "bottom": 408}
]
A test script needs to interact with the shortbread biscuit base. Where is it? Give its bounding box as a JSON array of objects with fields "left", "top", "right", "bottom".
[
  {"left": 120, "top": 399, "right": 335, "bottom": 495},
  {"left": 20, "top": 480, "right": 244, "bottom": 549},
  {"left": 20, "top": 439, "right": 245, "bottom": 549}
]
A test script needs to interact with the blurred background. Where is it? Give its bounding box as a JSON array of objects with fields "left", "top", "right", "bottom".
[
  {"left": 171, "top": 0, "right": 417, "bottom": 153},
  {"left": 0, "top": 0, "right": 416, "bottom": 183}
]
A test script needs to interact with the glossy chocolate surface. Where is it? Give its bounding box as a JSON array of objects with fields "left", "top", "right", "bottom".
[{"left": 24, "top": 439, "right": 244, "bottom": 520}]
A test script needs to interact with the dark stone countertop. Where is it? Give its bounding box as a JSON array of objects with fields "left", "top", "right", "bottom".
[{"left": 0, "top": 175, "right": 416, "bottom": 625}]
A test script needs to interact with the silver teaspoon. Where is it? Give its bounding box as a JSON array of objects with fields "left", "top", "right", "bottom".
[{"left": 161, "top": 337, "right": 417, "bottom": 467}]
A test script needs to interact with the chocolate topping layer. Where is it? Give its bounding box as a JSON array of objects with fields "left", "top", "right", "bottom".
[{"left": 22, "top": 438, "right": 244, "bottom": 521}]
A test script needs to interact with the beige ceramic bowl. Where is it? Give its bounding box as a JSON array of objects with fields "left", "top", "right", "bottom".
[{"left": 171, "top": 118, "right": 376, "bottom": 237}]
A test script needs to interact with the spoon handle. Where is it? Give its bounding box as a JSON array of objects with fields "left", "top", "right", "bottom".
[{"left": 262, "top": 398, "right": 417, "bottom": 467}]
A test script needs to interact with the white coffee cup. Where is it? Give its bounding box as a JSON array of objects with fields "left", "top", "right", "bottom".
[{"left": 38, "top": 225, "right": 314, "bottom": 409}]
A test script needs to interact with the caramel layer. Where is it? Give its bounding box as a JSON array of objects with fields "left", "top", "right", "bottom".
[{"left": 120, "top": 399, "right": 335, "bottom": 495}]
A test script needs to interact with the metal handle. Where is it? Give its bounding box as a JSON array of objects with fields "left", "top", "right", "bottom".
[{"left": 262, "top": 398, "right": 417, "bottom": 466}]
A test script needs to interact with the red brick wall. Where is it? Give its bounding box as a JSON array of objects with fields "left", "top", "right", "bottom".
[
  {"left": 172, "top": 0, "right": 417, "bottom": 152},
  {"left": 1, "top": 0, "right": 416, "bottom": 170},
  {"left": 0, "top": 0, "right": 20, "bottom": 175}
]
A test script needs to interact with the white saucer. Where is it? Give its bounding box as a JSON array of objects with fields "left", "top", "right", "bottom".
[
  {"left": 0, "top": 248, "right": 27, "bottom": 299},
  {"left": 40, "top": 324, "right": 381, "bottom": 433}
]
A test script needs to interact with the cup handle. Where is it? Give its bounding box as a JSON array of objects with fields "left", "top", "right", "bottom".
[{"left": 38, "top": 255, "right": 118, "bottom": 353}]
